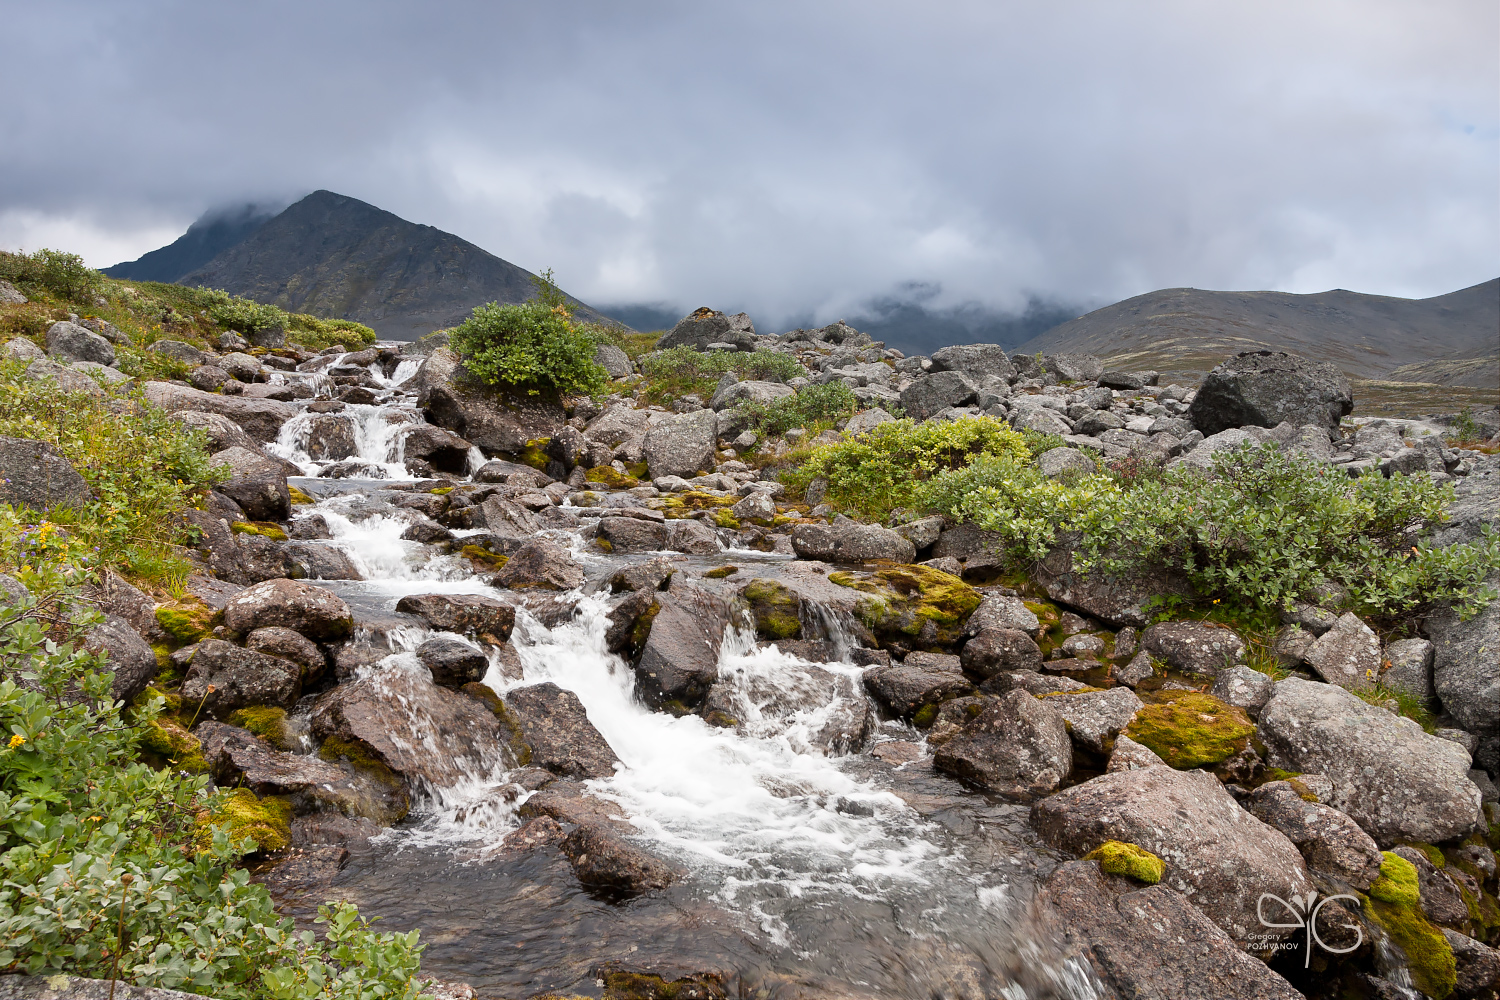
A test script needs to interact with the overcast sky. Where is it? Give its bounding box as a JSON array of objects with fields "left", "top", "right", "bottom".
[{"left": 0, "top": 1, "right": 1494, "bottom": 327}]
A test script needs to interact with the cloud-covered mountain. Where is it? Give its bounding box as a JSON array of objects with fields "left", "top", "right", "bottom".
[{"left": 103, "top": 202, "right": 281, "bottom": 282}]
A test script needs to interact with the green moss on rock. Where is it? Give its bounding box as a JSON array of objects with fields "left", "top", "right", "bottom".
[
  {"left": 703, "top": 565, "right": 739, "bottom": 579},
  {"left": 1366, "top": 852, "right": 1456, "bottom": 999},
  {"left": 829, "top": 564, "right": 981, "bottom": 645},
  {"left": 585, "top": 466, "right": 640, "bottom": 489},
  {"left": 630, "top": 599, "right": 662, "bottom": 654},
  {"left": 519, "top": 438, "right": 551, "bottom": 471},
  {"left": 1086, "top": 840, "right": 1166, "bottom": 885},
  {"left": 154, "top": 599, "right": 217, "bottom": 643},
  {"left": 911, "top": 703, "right": 939, "bottom": 729},
  {"left": 460, "top": 682, "right": 533, "bottom": 767},
  {"left": 287, "top": 485, "right": 316, "bottom": 505},
  {"left": 227, "top": 706, "right": 291, "bottom": 750},
  {"left": 230, "top": 520, "right": 288, "bottom": 541},
  {"left": 741, "top": 580, "right": 801, "bottom": 640},
  {"left": 1124, "top": 692, "right": 1256, "bottom": 769},
  {"left": 199, "top": 788, "right": 291, "bottom": 853},
  {"left": 138, "top": 718, "right": 207, "bottom": 773},
  {"left": 460, "top": 544, "right": 508, "bottom": 570}
]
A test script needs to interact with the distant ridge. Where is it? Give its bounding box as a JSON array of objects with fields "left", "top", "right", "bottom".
[
  {"left": 104, "top": 202, "right": 279, "bottom": 282},
  {"left": 1013, "top": 280, "right": 1499, "bottom": 389},
  {"left": 137, "top": 190, "right": 616, "bottom": 340}
]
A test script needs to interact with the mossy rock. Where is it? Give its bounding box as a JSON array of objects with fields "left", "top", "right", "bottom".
[
  {"left": 600, "top": 969, "right": 728, "bottom": 999},
  {"left": 1397, "top": 841, "right": 1447, "bottom": 870},
  {"left": 625, "top": 461, "right": 649, "bottom": 480},
  {"left": 287, "top": 485, "right": 316, "bottom": 505},
  {"left": 230, "top": 520, "right": 288, "bottom": 541},
  {"left": 138, "top": 718, "right": 206, "bottom": 773},
  {"left": 460, "top": 544, "right": 508, "bottom": 571},
  {"left": 585, "top": 465, "right": 640, "bottom": 489},
  {"left": 460, "top": 682, "right": 533, "bottom": 767},
  {"left": 829, "top": 564, "right": 981, "bottom": 645},
  {"left": 1366, "top": 852, "right": 1457, "bottom": 999},
  {"left": 712, "top": 509, "right": 741, "bottom": 529},
  {"left": 629, "top": 599, "right": 662, "bottom": 656},
  {"left": 703, "top": 565, "right": 739, "bottom": 579},
  {"left": 912, "top": 703, "right": 939, "bottom": 729},
  {"left": 429, "top": 486, "right": 454, "bottom": 495},
  {"left": 1086, "top": 840, "right": 1166, "bottom": 885},
  {"left": 227, "top": 706, "right": 292, "bottom": 750},
  {"left": 198, "top": 788, "right": 291, "bottom": 854},
  {"left": 318, "top": 734, "right": 403, "bottom": 792},
  {"left": 741, "top": 579, "right": 800, "bottom": 640},
  {"left": 1124, "top": 692, "right": 1255, "bottom": 769},
  {"left": 519, "top": 438, "right": 551, "bottom": 471},
  {"left": 154, "top": 598, "right": 217, "bottom": 643},
  {"left": 656, "top": 490, "right": 738, "bottom": 517},
  {"left": 702, "top": 710, "right": 739, "bottom": 729}
]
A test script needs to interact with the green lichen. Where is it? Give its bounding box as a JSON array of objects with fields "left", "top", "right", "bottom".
[
  {"left": 227, "top": 706, "right": 291, "bottom": 750},
  {"left": 230, "top": 520, "right": 289, "bottom": 541},
  {"left": 829, "top": 564, "right": 981, "bottom": 645},
  {"left": 1124, "top": 692, "right": 1256, "bottom": 769},
  {"left": 429, "top": 486, "right": 454, "bottom": 495},
  {"left": 655, "top": 490, "right": 738, "bottom": 519},
  {"left": 703, "top": 565, "right": 739, "bottom": 579},
  {"left": 154, "top": 599, "right": 216, "bottom": 643},
  {"left": 1086, "top": 840, "right": 1166, "bottom": 885},
  {"left": 1397, "top": 841, "right": 1446, "bottom": 870},
  {"left": 625, "top": 461, "right": 650, "bottom": 480},
  {"left": 585, "top": 465, "right": 640, "bottom": 489},
  {"left": 741, "top": 579, "right": 801, "bottom": 640},
  {"left": 199, "top": 788, "right": 291, "bottom": 853},
  {"left": 594, "top": 537, "right": 614, "bottom": 553},
  {"left": 1366, "top": 852, "right": 1456, "bottom": 999},
  {"left": 287, "top": 485, "right": 316, "bottom": 505}
]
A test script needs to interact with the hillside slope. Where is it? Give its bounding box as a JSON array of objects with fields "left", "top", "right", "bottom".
[
  {"left": 103, "top": 203, "right": 278, "bottom": 282},
  {"left": 1014, "top": 280, "right": 1499, "bottom": 390},
  {"left": 175, "top": 190, "right": 617, "bottom": 340}
]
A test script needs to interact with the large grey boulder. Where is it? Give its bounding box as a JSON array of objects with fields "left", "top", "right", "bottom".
[
  {"left": 245, "top": 626, "right": 327, "bottom": 684},
  {"left": 210, "top": 446, "right": 291, "bottom": 521},
  {"left": 1140, "top": 620, "right": 1245, "bottom": 677},
  {"left": 147, "top": 339, "right": 206, "bottom": 366},
  {"left": 560, "top": 822, "right": 676, "bottom": 895},
  {"left": 1257, "top": 677, "right": 1483, "bottom": 844},
  {"left": 181, "top": 639, "right": 301, "bottom": 718},
  {"left": 597, "top": 515, "right": 668, "bottom": 553},
  {"left": 584, "top": 403, "right": 652, "bottom": 456},
  {"left": 1030, "top": 765, "right": 1313, "bottom": 946},
  {"left": 1037, "top": 446, "right": 1098, "bottom": 478},
  {"left": 1009, "top": 406, "right": 1072, "bottom": 437},
  {"left": 1187, "top": 351, "right": 1353, "bottom": 436},
  {"left": 0, "top": 436, "right": 92, "bottom": 510},
  {"left": 504, "top": 681, "right": 619, "bottom": 780},
  {"left": 143, "top": 381, "right": 297, "bottom": 443},
  {"left": 169, "top": 411, "right": 256, "bottom": 453},
  {"left": 932, "top": 689, "right": 1072, "bottom": 800},
  {"left": 1302, "top": 611, "right": 1380, "bottom": 691},
  {"left": 1245, "top": 780, "right": 1382, "bottom": 890},
  {"left": 491, "top": 537, "right": 586, "bottom": 590},
  {"left": 1426, "top": 591, "right": 1500, "bottom": 738},
  {"left": 2, "top": 337, "right": 43, "bottom": 361},
  {"left": 642, "top": 408, "right": 717, "bottom": 479},
  {"left": 959, "top": 627, "right": 1042, "bottom": 677},
  {"left": 1209, "top": 665, "right": 1275, "bottom": 719},
  {"left": 928, "top": 343, "right": 1014, "bottom": 381},
  {"left": 593, "top": 343, "right": 632, "bottom": 379},
  {"left": 1032, "top": 532, "right": 1194, "bottom": 628},
  {"left": 1033, "top": 861, "right": 1304, "bottom": 1000},
  {"left": 399, "top": 423, "right": 472, "bottom": 476},
  {"left": 302, "top": 414, "right": 358, "bottom": 461},
  {"left": 900, "top": 370, "right": 978, "bottom": 421},
  {"left": 656, "top": 307, "right": 755, "bottom": 352},
  {"left": 709, "top": 379, "right": 795, "bottom": 411},
  {"left": 82, "top": 614, "right": 158, "bottom": 703},
  {"left": 395, "top": 593, "right": 515, "bottom": 638},
  {"left": 1381, "top": 637, "right": 1435, "bottom": 704},
  {"left": 45, "top": 321, "right": 114, "bottom": 366},
  {"left": 223, "top": 578, "right": 353, "bottom": 641},
  {"left": 408, "top": 348, "right": 566, "bottom": 455},
  {"left": 843, "top": 407, "right": 894, "bottom": 436},
  {"left": 631, "top": 583, "right": 731, "bottom": 710},
  {"left": 1048, "top": 686, "right": 1144, "bottom": 755},
  {"left": 790, "top": 522, "right": 915, "bottom": 563},
  {"left": 964, "top": 593, "right": 1041, "bottom": 638},
  {"left": 862, "top": 661, "right": 971, "bottom": 718},
  {"left": 415, "top": 636, "right": 488, "bottom": 688}
]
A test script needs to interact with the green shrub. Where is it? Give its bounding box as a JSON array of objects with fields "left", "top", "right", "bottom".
[
  {"left": 0, "top": 588, "right": 427, "bottom": 998},
  {"left": 740, "top": 382, "right": 860, "bottom": 438},
  {"left": 285, "top": 313, "right": 377, "bottom": 350},
  {"left": 781, "top": 416, "right": 1031, "bottom": 518},
  {"left": 0, "top": 363, "right": 226, "bottom": 583},
  {"left": 0, "top": 250, "right": 102, "bottom": 302},
  {"left": 921, "top": 441, "right": 1500, "bottom": 617},
  {"left": 637, "top": 346, "right": 805, "bottom": 404},
  {"left": 449, "top": 300, "right": 606, "bottom": 396},
  {"left": 192, "top": 287, "right": 287, "bottom": 334}
]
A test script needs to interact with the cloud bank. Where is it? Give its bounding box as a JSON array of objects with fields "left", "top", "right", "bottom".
[{"left": 0, "top": 0, "right": 1494, "bottom": 331}]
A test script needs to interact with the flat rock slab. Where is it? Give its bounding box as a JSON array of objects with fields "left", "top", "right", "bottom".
[{"left": 1256, "top": 677, "right": 1482, "bottom": 844}]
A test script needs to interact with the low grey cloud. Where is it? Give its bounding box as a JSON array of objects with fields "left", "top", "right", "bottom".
[{"left": 0, "top": 0, "right": 1494, "bottom": 331}]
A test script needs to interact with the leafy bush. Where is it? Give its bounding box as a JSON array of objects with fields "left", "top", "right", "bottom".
[
  {"left": 0, "top": 587, "right": 427, "bottom": 998},
  {"left": 193, "top": 287, "right": 287, "bottom": 334},
  {"left": 741, "top": 382, "right": 860, "bottom": 438},
  {"left": 449, "top": 300, "right": 606, "bottom": 396},
  {"left": 0, "top": 363, "right": 225, "bottom": 583},
  {"left": 781, "top": 416, "right": 1031, "bottom": 518},
  {"left": 637, "top": 346, "right": 805, "bottom": 404},
  {"left": 284, "top": 314, "right": 377, "bottom": 350},
  {"left": 920, "top": 442, "right": 1500, "bottom": 617},
  {"left": 0, "top": 250, "right": 102, "bottom": 302}
]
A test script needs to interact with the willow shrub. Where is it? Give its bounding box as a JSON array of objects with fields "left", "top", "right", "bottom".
[
  {"left": 636, "top": 346, "right": 805, "bottom": 405},
  {"left": 781, "top": 416, "right": 1032, "bottom": 519},
  {"left": 0, "top": 588, "right": 426, "bottom": 998},
  {"left": 449, "top": 300, "right": 607, "bottom": 396},
  {"left": 917, "top": 442, "right": 1499, "bottom": 617}
]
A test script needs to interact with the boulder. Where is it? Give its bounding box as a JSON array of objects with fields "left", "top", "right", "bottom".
[
  {"left": 0, "top": 436, "right": 92, "bottom": 510},
  {"left": 594, "top": 343, "right": 632, "bottom": 379},
  {"left": 1209, "top": 665, "right": 1275, "bottom": 719},
  {"left": 218, "top": 352, "right": 266, "bottom": 383},
  {"left": 45, "top": 321, "right": 115, "bottom": 366},
  {"left": 642, "top": 408, "right": 717, "bottom": 479},
  {"left": 82, "top": 614, "right": 157, "bottom": 703},
  {"left": 0, "top": 281, "right": 26, "bottom": 304},
  {"left": 1, "top": 337, "right": 43, "bottom": 360},
  {"left": 411, "top": 348, "right": 566, "bottom": 455},
  {"left": 180, "top": 639, "right": 301, "bottom": 718},
  {"left": 964, "top": 593, "right": 1040, "bottom": 638},
  {"left": 312, "top": 667, "right": 508, "bottom": 788},
  {"left": 959, "top": 627, "right": 1043, "bottom": 677},
  {"left": 932, "top": 689, "right": 1072, "bottom": 800},
  {"left": 1107, "top": 733, "right": 1168, "bottom": 773},
  {"left": 1445, "top": 928, "right": 1500, "bottom": 1000},
  {"left": 1072, "top": 409, "right": 1124, "bottom": 436},
  {"left": 583, "top": 403, "right": 652, "bottom": 456},
  {"left": 302, "top": 414, "right": 358, "bottom": 461},
  {"left": 656, "top": 307, "right": 754, "bottom": 352},
  {"left": 1381, "top": 636, "right": 1436, "bottom": 705},
  {"left": 632, "top": 583, "right": 732, "bottom": 710},
  {"left": 559, "top": 823, "right": 675, "bottom": 895},
  {"left": 664, "top": 518, "right": 721, "bottom": 554},
  {"left": 862, "top": 664, "right": 970, "bottom": 718},
  {"left": 609, "top": 556, "right": 676, "bottom": 594},
  {"left": 790, "top": 522, "right": 915, "bottom": 563},
  {"left": 1049, "top": 686, "right": 1144, "bottom": 755},
  {"left": 1030, "top": 765, "right": 1313, "bottom": 945},
  {"left": 1040, "top": 354, "right": 1104, "bottom": 383},
  {"left": 223, "top": 579, "right": 353, "bottom": 641},
  {"left": 1257, "top": 677, "right": 1483, "bottom": 844},
  {"left": 894, "top": 514, "right": 945, "bottom": 551},
  {"left": 1033, "top": 861, "right": 1304, "bottom": 1000},
  {"left": 729, "top": 491, "right": 776, "bottom": 524},
  {"left": 1187, "top": 351, "right": 1353, "bottom": 436},
  {"left": 1140, "top": 620, "right": 1245, "bottom": 677},
  {"left": 1302, "top": 611, "right": 1380, "bottom": 691},
  {"left": 143, "top": 382, "right": 297, "bottom": 443},
  {"left": 210, "top": 446, "right": 291, "bottom": 521},
  {"left": 1037, "top": 446, "right": 1098, "bottom": 478},
  {"left": 477, "top": 496, "right": 544, "bottom": 542},
  {"left": 400, "top": 424, "right": 471, "bottom": 476},
  {"left": 169, "top": 411, "right": 257, "bottom": 453},
  {"left": 22, "top": 357, "right": 107, "bottom": 398},
  {"left": 928, "top": 343, "right": 1014, "bottom": 381},
  {"left": 394, "top": 593, "right": 515, "bottom": 639},
  {"left": 1033, "top": 532, "right": 1194, "bottom": 629},
  {"left": 416, "top": 636, "right": 489, "bottom": 687},
  {"left": 598, "top": 516, "right": 668, "bottom": 553},
  {"left": 1245, "top": 780, "right": 1382, "bottom": 890},
  {"left": 899, "top": 371, "right": 978, "bottom": 421},
  {"left": 491, "top": 537, "right": 585, "bottom": 590},
  {"left": 244, "top": 626, "right": 327, "bottom": 683},
  {"left": 709, "top": 379, "right": 795, "bottom": 411},
  {"left": 844, "top": 408, "right": 894, "bottom": 436},
  {"left": 1426, "top": 590, "right": 1500, "bottom": 737},
  {"left": 504, "top": 681, "right": 619, "bottom": 780}
]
